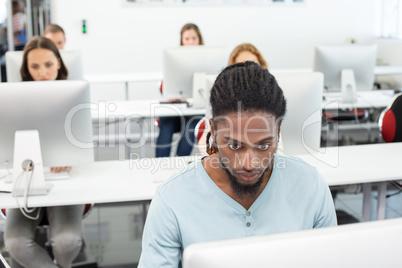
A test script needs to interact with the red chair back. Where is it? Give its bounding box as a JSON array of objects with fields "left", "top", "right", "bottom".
[
  {"left": 380, "top": 93, "right": 402, "bottom": 143},
  {"left": 197, "top": 121, "right": 206, "bottom": 142}
]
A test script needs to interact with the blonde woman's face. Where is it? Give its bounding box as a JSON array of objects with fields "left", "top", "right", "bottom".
[
  {"left": 182, "top": 29, "right": 200, "bottom": 46},
  {"left": 27, "top": 48, "right": 60, "bottom": 81},
  {"left": 235, "top": 50, "right": 260, "bottom": 66}
]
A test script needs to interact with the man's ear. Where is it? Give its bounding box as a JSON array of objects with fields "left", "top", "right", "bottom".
[
  {"left": 209, "top": 118, "right": 215, "bottom": 138},
  {"left": 277, "top": 124, "right": 281, "bottom": 141}
]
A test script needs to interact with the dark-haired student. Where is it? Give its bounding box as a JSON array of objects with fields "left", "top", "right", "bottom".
[
  {"left": 4, "top": 36, "right": 84, "bottom": 268},
  {"left": 155, "top": 23, "right": 204, "bottom": 157},
  {"left": 138, "top": 62, "right": 337, "bottom": 267}
]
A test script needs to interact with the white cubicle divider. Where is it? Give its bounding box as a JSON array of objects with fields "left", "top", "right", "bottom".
[
  {"left": 192, "top": 72, "right": 207, "bottom": 109},
  {"left": 183, "top": 218, "right": 402, "bottom": 268},
  {"left": 274, "top": 72, "right": 323, "bottom": 155},
  {"left": 204, "top": 74, "right": 218, "bottom": 118}
]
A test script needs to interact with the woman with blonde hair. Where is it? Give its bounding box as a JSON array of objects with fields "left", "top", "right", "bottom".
[{"left": 227, "top": 43, "right": 268, "bottom": 69}]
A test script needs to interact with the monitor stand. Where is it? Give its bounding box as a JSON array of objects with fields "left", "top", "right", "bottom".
[
  {"left": 12, "top": 130, "right": 52, "bottom": 197},
  {"left": 192, "top": 72, "right": 207, "bottom": 108},
  {"left": 341, "top": 69, "right": 357, "bottom": 104}
]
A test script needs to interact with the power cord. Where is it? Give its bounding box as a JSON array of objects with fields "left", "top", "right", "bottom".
[
  {"left": 13, "top": 161, "right": 41, "bottom": 220},
  {"left": 386, "top": 190, "right": 402, "bottom": 199},
  {"left": 385, "top": 181, "right": 402, "bottom": 199}
]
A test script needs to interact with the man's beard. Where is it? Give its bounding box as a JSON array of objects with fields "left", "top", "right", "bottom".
[{"left": 219, "top": 156, "right": 271, "bottom": 200}]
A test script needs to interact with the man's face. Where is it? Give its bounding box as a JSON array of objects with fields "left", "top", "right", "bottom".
[
  {"left": 45, "top": 32, "right": 66, "bottom": 50},
  {"left": 211, "top": 111, "right": 280, "bottom": 197}
]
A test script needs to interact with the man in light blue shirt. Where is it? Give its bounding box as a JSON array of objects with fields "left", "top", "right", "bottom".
[{"left": 139, "top": 62, "right": 337, "bottom": 268}]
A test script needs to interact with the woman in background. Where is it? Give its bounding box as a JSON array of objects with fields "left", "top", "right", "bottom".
[
  {"left": 155, "top": 23, "right": 204, "bottom": 157},
  {"left": 4, "top": 36, "right": 84, "bottom": 268},
  {"left": 227, "top": 43, "right": 268, "bottom": 69}
]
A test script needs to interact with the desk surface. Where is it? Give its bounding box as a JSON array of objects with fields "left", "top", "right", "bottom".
[
  {"left": 374, "top": 65, "right": 402, "bottom": 76},
  {"left": 323, "top": 89, "right": 395, "bottom": 110},
  {"left": 92, "top": 99, "right": 205, "bottom": 122},
  {"left": 0, "top": 142, "right": 400, "bottom": 208},
  {"left": 91, "top": 90, "right": 395, "bottom": 122}
]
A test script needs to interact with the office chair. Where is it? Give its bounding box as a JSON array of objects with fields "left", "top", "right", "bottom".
[
  {"left": 379, "top": 93, "right": 402, "bottom": 142},
  {"left": 0, "top": 204, "right": 96, "bottom": 268},
  {"left": 194, "top": 117, "right": 207, "bottom": 143}
]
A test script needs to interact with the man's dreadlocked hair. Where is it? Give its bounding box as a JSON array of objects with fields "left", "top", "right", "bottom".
[{"left": 206, "top": 61, "right": 287, "bottom": 155}]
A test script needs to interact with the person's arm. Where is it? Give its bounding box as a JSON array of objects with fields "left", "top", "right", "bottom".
[
  {"left": 313, "top": 173, "right": 338, "bottom": 228},
  {"left": 12, "top": 13, "right": 24, "bottom": 35},
  {"left": 138, "top": 192, "right": 182, "bottom": 268},
  {"left": 50, "top": 166, "right": 72, "bottom": 173}
]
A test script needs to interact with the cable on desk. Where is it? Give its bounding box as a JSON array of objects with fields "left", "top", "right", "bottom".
[{"left": 12, "top": 161, "right": 41, "bottom": 220}]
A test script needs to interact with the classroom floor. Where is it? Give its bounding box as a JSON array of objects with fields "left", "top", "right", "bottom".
[{"left": 0, "top": 129, "right": 401, "bottom": 267}]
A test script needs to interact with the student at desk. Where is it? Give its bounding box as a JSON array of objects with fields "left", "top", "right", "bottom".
[
  {"left": 155, "top": 23, "right": 204, "bottom": 157},
  {"left": 139, "top": 62, "right": 337, "bottom": 267},
  {"left": 4, "top": 36, "right": 84, "bottom": 268}
]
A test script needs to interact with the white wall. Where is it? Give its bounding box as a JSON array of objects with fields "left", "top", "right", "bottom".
[
  {"left": 375, "top": 38, "right": 402, "bottom": 88},
  {"left": 51, "top": 0, "right": 377, "bottom": 75}
]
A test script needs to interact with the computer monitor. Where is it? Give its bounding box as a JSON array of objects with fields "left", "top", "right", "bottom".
[
  {"left": 5, "top": 50, "right": 84, "bottom": 82},
  {"left": 0, "top": 80, "right": 94, "bottom": 195},
  {"left": 274, "top": 72, "right": 323, "bottom": 155},
  {"left": 313, "top": 44, "right": 377, "bottom": 92},
  {"left": 162, "top": 46, "right": 230, "bottom": 100},
  {"left": 205, "top": 72, "right": 323, "bottom": 156},
  {"left": 183, "top": 218, "right": 402, "bottom": 268}
]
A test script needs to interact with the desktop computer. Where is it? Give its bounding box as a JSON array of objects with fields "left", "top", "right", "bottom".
[
  {"left": 162, "top": 46, "right": 231, "bottom": 106},
  {"left": 0, "top": 80, "right": 94, "bottom": 196},
  {"left": 314, "top": 44, "right": 377, "bottom": 103},
  {"left": 183, "top": 218, "right": 402, "bottom": 268}
]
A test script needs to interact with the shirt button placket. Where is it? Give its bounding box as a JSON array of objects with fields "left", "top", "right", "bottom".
[{"left": 245, "top": 211, "right": 253, "bottom": 236}]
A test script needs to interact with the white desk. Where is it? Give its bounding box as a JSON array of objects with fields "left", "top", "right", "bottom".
[
  {"left": 91, "top": 99, "right": 205, "bottom": 158},
  {"left": 323, "top": 89, "right": 395, "bottom": 110},
  {"left": 91, "top": 90, "right": 395, "bottom": 123},
  {"left": 0, "top": 143, "right": 400, "bottom": 221},
  {"left": 298, "top": 142, "right": 402, "bottom": 221},
  {"left": 374, "top": 65, "right": 402, "bottom": 76},
  {"left": 92, "top": 99, "right": 205, "bottom": 123}
]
